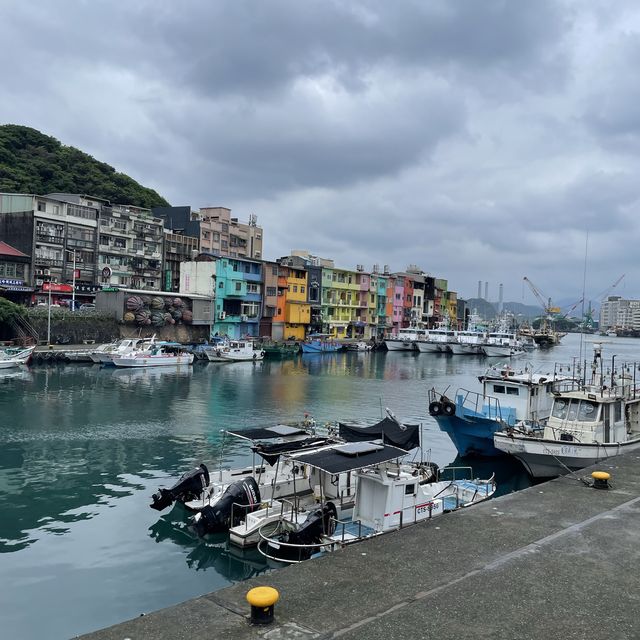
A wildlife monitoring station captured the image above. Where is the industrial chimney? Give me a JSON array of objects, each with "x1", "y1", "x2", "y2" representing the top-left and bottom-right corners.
[
  {"x1": 477, "y1": 280, "x2": 482, "y2": 299},
  {"x1": 498, "y1": 283, "x2": 504, "y2": 314},
  {"x1": 484, "y1": 282, "x2": 489, "y2": 300}
]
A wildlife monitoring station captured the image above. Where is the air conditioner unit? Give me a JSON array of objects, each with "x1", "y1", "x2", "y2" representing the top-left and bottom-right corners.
[
  {"x1": 43, "y1": 269, "x2": 51, "y2": 276},
  {"x1": 218, "y1": 311, "x2": 226, "y2": 320},
  {"x1": 241, "y1": 314, "x2": 249, "y2": 322},
  {"x1": 35, "y1": 278, "x2": 44, "y2": 286}
]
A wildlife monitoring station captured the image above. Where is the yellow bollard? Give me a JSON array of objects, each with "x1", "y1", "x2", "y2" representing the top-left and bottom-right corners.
[
  {"x1": 246, "y1": 586, "x2": 279, "y2": 625},
  {"x1": 591, "y1": 471, "x2": 611, "y2": 490}
]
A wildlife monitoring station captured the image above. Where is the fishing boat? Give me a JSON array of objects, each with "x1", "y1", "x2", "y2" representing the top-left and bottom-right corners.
[
  {"x1": 226, "y1": 416, "x2": 433, "y2": 549},
  {"x1": 494, "y1": 343, "x2": 640, "y2": 478},
  {"x1": 262, "y1": 342, "x2": 300, "y2": 358},
  {"x1": 428, "y1": 363, "x2": 572, "y2": 456},
  {"x1": 256, "y1": 442, "x2": 495, "y2": 563},
  {"x1": 112, "y1": 342, "x2": 194, "y2": 367},
  {"x1": 150, "y1": 417, "x2": 326, "y2": 512},
  {"x1": 0, "y1": 345, "x2": 35, "y2": 369},
  {"x1": 448, "y1": 330, "x2": 486, "y2": 355},
  {"x1": 301, "y1": 334, "x2": 342, "y2": 353},
  {"x1": 205, "y1": 340, "x2": 265, "y2": 362},
  {"x1": 91, "y1": 338, "x2": 150, "y2": 364},
  {"x1": 345, "y1": 341, "x2": 373, "y2": 352},
  {"x1": 385, "y1": 327, "x2": 427, "y2": 352}
]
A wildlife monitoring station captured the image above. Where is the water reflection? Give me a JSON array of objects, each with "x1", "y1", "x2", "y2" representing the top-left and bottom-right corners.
[{"x1": 148, "y1": 506, "x2": 270, "y2": 579}]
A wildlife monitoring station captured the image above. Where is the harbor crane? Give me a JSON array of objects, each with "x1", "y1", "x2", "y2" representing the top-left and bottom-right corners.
[{"x1": 522, "y1": 277, "x2": 561, "y2": 316}]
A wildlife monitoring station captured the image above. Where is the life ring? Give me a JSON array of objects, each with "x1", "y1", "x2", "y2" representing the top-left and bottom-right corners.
[
  {"x1": 428, "y1": 401, "x2": 443, "y2": 416},
  {"x1": 443, "y1": 402, "x2": 456, "y2": 417}
]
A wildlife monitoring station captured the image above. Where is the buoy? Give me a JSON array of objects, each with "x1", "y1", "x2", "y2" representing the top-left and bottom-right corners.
[
  {"x1": 246, "y1": 586, "x2": 279, "y2": 625},
  {"x1": 591, "y1": 471, "x2": 611, "y2": 490}
]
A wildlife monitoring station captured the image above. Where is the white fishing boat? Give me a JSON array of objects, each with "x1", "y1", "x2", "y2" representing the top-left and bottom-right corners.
[
  {"x1": 91, "y1": 338, "x2": 150, "y2": 364},
  {"x1": 494, "y1": 343, "x2": 640, "y2": 478},
  {"x1": 112, "y1": 342, "x2": 193, "y2": 367},
  {"x1": 0, "y1": 345, "x2": 35, "y2": 369},
  {"x1": 449, "y1": 330, "x2": 486, "y2": 355},
  {"x1": 385, "y1": 327, "x2": 427, "y2": 352},
  {"x1": 205, "y1": 340, "x2": 265, "y2": 362},
  {"x1": 416, "y1": 321, "x2": 456, "y2": 353},
  {"x1": 345, "y1": 341, "x2": 373, "y2": 352},
  {"x1": 256, "y1": 442, "x2": 495, "y2": 563}
]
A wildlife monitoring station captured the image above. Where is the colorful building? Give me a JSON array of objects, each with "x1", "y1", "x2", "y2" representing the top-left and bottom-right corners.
[{"x1": 211, "y1": 256, "x2": 262, "y2": 339}]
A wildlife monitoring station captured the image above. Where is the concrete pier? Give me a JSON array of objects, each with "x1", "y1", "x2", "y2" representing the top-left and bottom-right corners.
[{"x1": 79, "y1": 454, "x2": 640, "y2": 639}]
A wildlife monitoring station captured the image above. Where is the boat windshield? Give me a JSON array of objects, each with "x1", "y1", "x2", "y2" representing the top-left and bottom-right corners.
[{"x1": 552, "y1": 398, "x2": 599, "y2": 422}]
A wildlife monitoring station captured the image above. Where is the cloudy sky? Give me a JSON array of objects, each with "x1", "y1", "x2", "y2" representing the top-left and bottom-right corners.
[{"x1": 1, "y1": 0, "x2": 638, "y2": 307}]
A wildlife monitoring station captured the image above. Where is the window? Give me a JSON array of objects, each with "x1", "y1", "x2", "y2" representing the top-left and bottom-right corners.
[
  {"x1": 578, "y1": 401, "x2": 599, "y2": 422},
  {"x1": 309, "y1": 287, "x2": 319, "y2": 302},
  {"x1": 235, "y1": 282, "x2": 242, "y2": 291},
  {"x1": 506, "y1": 387, "x2": 519, "y2": 396},
  {"x1": 614, "y1": 402, "x2": 622, "y2": 422},
  {"x1": 219, "y1": 281, "x2": 224, "y2": 288},
  {"x1": 293, "y1": 285, "x2": 298, "y2": 293},
  {"x1": 272, "y1": 266, "x2": 278, "y2": 276},
  {"x1": 37, "y1": 201, "x2": 46, "y2": 212},
  {"x1": 222, "y1": 223, "x2": 229, "y2": 232},
  {"x1": 266, "y1": 286, "x2": 277, "y2": 297},
  {"x1": 203, "y1": 231, "x2": 210, "y2": 240},
  {"x1": 221, "y1": 240, "x2": 228, "y2": 249},
  {"x1": 552, "y1": 399, "x2": 569, "y2": 420},
  {"x1": 405, "y1": 484, "x2": 415, "y2": 495},
  {"x1": 493, "y1": 385, "x2": 505, "y2": 394},
  {"x1": 301, "y1": 286, "x2": 305, "y2": 294},
  {"x1": 277, "y1": 307, "x2": 281, "y2": 315},
  {"x1": 213, "y1": 232, "x2": 220, "y2": 241}
]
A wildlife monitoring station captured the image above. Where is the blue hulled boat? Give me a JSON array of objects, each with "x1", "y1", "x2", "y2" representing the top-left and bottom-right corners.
[
  {"x1": 301, "y1": 334, "x2": 342, "y2": 354},
  {"x1": 428, "y1": 364, "x2": 571, "y2": 457}
]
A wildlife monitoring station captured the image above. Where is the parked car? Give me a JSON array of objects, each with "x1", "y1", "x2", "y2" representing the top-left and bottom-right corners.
[{"x1": 79, "y1": 303, "x2": 96, "y2": 312}]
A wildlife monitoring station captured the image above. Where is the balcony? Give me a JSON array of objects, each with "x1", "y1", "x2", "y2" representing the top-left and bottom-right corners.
[
  {"x1": 35, "y1": 256, "x2": 63, "y2": 267},
  {"x1": 36, "y1": 234, "x2": 65, "y2": 244}
]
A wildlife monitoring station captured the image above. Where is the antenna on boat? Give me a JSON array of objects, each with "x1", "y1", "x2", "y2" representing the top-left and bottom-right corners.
[{"x1": 579, "y1": 231, "x2": 589, "y2": 365}]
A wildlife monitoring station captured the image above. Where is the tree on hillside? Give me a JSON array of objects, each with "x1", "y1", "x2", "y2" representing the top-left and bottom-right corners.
[{"x1": 0, "y1": 125, "x2": 170, "y2": 209}]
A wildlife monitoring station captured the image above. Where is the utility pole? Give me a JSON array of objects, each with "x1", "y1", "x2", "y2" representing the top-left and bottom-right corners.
[
  {"x1": 71, "y1": 249, "x2": 76, "y2": 311},
  {"x1": 47, "y1": 283, "x2": 52, "y2": 345}
]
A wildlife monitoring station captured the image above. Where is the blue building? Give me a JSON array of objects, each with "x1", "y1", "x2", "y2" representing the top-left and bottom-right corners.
[{"x1": 212, "y1": 256, "x2": 262, "y2": 338}]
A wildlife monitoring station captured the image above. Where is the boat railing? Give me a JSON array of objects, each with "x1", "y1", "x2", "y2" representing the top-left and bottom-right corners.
[
  {"x1": 256, "y1": 518, "x2": 352, "y2": 564},
  {"x1": 454, "y1": 388, "x2": 508, "y2": 425},
  {"x1": 437, "y1": 465, "x2": 474, "y2": 482}
]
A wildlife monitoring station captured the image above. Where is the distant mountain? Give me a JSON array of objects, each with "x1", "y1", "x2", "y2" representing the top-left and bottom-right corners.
[
  {"x1": 0, "y1": 124, "x2": 169, "y2": 209},
  {"x1": 465, "y1": 298, "x2": 542, "y2": 321}
]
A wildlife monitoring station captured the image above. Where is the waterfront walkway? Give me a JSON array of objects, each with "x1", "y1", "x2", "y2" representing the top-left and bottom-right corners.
[{"x1": 80, "y1": 454, "x2": 640, "y2": 639}]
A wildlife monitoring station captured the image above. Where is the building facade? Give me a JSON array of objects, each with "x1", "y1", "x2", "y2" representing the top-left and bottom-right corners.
[
  {"x1": 212, "y1": 256, "x2": 262, "y2": 338},
  {"x1": 600, "y1": 296, "x2": 640, "y2": 330}
]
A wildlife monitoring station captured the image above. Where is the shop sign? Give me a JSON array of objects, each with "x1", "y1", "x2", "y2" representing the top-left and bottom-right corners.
[
  {"x1": 0, "y1": 278, "x2": 24, "y2": 286},
  {"x1": 42, "y1": 283, "x2": 74, "y2": 293}
]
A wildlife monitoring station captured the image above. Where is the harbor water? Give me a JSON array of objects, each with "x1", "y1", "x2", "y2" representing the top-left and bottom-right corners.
[{"x1": 1, "y1": 333, "x2": 638, "y2": 639}]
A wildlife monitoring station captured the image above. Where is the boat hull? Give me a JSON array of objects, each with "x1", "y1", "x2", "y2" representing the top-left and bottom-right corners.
[
  {"x1": 415, "y1": 341, "x2": 441, "y2": 353},
  {"x1": 494, "y1": 433, "x2": 640, "y2": 478},
  {"x1": 384, "y1": 340, "x2": 414, "y2": 351},
  {"x1": 301, "y1": 343, "x2": 341, "y2": 353},
  {"x1": 113, "y1": 354, "x2": 194, "y2": 367},
  {"x1": 434, "y1": 414, "x2": 505, "y2": 456}
]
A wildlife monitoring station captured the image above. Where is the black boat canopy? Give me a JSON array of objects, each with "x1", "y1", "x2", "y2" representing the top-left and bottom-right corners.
[
  {"x1": 253, "y1": 436, "x2": 336, "y2": 466},
  {"x1": 289, "y1": 441, "x2": 407, "y2": 474},
  {"x1": 338, "y1": 417, "x2": 420, "y2": 451},
  {"x1": 225, "y1": 424, "x2": 309, "y2": 441}
]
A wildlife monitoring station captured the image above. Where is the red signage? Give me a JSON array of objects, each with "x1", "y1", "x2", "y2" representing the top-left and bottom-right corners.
[
  {"x1": 74, "y1": 269, "x2": 81, "y2": 279},
  {"x1": 42, "y1": 283, "x2": 74, "y2": 293}
]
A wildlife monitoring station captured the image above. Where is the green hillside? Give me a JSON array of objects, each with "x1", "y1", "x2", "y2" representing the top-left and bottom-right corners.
[{"x1": 0, "y1": 124, "x2": 169, "y2": 209}]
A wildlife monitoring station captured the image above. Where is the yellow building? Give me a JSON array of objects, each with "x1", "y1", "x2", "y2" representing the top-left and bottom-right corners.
[{"x1": 284, "y1": 267, "x2": 310, "y2": 339}]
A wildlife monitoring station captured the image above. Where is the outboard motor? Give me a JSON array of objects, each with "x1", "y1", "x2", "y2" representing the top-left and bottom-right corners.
[
  {"x1": 150, "y1": 463, "x2": 210, "y2": 511},
  {"x1": 286, "y1": 502, "x2": 337, "y2": 547},
  {"x1": 191, "y1": 477, "x2": 261, "y2": 536},
  {"x1": 269, "y1": 502, "x2": 338, "y2": 562}
]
